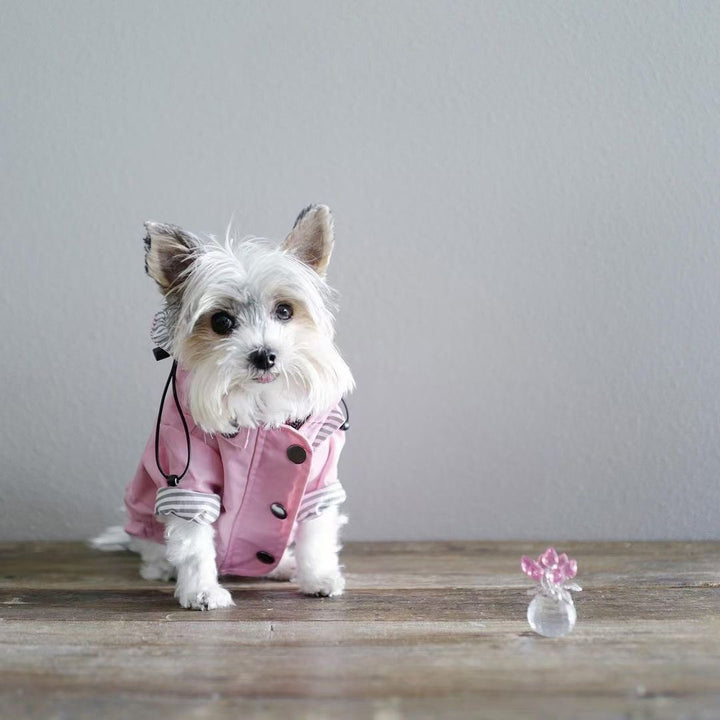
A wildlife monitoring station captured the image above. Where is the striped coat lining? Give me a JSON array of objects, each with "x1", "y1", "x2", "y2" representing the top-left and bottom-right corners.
[
  {"x1": 312, "y1": 406, "x2": 346, "y2": 447},
  {"x1": 151, "y1": 308, "x2": 173, "y2": 354}
]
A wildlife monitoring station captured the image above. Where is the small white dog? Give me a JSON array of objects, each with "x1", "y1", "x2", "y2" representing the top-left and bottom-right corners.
[{"x1": 95, "y1": 205, "x2": 354, "y2": 610}]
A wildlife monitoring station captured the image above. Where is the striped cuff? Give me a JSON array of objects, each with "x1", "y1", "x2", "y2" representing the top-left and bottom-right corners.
[
  {"x1": 296, "y1": 483, "x2": 347, "y2": 523},
  {"x1": 154, "y1": 487, "x2": 221, "y2": 525}
]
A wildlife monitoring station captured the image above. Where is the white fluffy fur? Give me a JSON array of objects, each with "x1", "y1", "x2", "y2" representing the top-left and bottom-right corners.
[
  {"x1": 178, "y1": 238, "x2": 353, "y2": 431},
  {"x1": 95, "y1": 206, "x2": 353, "y2": 610},
  {"x1": 294, "y1": 505, "x2": 347, "y2": 597},
  {"x1": 164, "y1": 518, "x2": 234, "y2": 610}
]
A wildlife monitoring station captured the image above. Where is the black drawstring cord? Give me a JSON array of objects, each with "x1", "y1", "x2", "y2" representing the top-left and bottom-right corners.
[
  {"x1": 154, "y1": 359, "x2": 191, "y2": 487},
  {"x1": 340, "y1": 398, "x2": 350, "y2": 431}
]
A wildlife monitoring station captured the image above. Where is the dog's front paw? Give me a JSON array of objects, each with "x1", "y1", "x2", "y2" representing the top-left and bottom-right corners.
[
  {"x1": 297, "y1": 569, "x2": 345, "y2": 598},
  {"x1": 175, "y1": 584, "x2": 235, "y2": 611}
]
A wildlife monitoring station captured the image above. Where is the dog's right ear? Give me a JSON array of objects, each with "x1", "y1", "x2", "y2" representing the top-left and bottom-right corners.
[{"x1": 143, "y1": 222, "x2": 199, "y2": 294}]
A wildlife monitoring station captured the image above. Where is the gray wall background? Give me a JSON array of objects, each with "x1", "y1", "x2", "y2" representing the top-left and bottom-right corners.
[{"x1": 2, "y1": 1, "x2": 719, "y2": 541}]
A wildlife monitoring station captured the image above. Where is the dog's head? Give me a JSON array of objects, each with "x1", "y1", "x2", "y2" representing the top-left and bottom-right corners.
[{"x1": 144, "y1": 205, "x2": 354, "y2": 432}]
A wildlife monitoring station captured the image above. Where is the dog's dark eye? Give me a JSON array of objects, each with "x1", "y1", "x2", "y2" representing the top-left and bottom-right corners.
[
  {"x1": 275, "y1": 303, "x2": 293, "y2": 322},
  {"x1": 210, "y1": 311, "x2": 235, "y2": 335}
]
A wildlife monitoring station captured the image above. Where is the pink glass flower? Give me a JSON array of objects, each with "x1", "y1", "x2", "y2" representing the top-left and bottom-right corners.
[
  {"x1": 522, "y1": 547, "x2": 581, "y2": 637},
  {"x1": 520, "y1": 555, "x2": 543, "y2": 580},
  {"x1": 521, "y1": 547, "x2": 577, "y2": 586}
]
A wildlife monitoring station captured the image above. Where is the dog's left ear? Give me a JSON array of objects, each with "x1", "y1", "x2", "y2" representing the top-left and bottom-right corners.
[{"x1": 281, "y1": 204, "x2": 334, "y2": 277}]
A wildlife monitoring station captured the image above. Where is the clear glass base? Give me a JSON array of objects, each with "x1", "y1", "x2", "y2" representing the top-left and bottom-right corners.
[{"x1": 527, "y1": 593, "x2": 576, "y2": 637}]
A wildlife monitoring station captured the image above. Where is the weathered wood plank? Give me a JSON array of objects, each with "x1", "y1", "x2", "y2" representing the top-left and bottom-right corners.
[
  {"x1": 0, "y1": 586, "x2": 718, "y2": 622},
  {"x1": 0, "y1": 541, "x2": 718, "y2": 719},
  {"x1": 1, "y1": 540, "x2": 718, "y2": 589}
]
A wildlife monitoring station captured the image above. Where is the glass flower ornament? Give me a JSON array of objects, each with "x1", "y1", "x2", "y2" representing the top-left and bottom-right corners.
[{"x1": 521, "y1": 547, "x2": 582, "y2": 637}]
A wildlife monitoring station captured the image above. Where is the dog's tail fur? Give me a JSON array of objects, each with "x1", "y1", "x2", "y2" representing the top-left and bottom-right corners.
[{"x1": 89, "y1": 525, "x2": 132, "y2": 552}]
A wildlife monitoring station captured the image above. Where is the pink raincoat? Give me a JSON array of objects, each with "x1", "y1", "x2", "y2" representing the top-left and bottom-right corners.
[{"x1": 124, "y1": 367, "x2": 347, "y2": 576}]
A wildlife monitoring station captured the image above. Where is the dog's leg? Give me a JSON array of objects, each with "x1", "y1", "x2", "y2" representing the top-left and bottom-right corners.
[
  {"x1": 294, "y1": 505, "x2": 346, "y2": 597},
  {"x1": 164, "y1": 517, "x2": 235, "y2": 610},
  {"x1": 264, "y1": 545, "x2": 296, "y2": 582},
  {"x1": 128, "y1": 537, "x2": 176, "y2": 581}
]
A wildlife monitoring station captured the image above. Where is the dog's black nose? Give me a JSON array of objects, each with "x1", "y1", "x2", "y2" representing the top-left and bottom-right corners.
[{"x1": 249, "y1": 348, "x2": 276, "y2": 370}]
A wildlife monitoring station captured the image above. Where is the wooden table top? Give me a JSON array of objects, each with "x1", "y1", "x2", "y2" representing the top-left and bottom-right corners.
[{"x1": 0, "y1": 540, "x2": 718, "y2": 719}]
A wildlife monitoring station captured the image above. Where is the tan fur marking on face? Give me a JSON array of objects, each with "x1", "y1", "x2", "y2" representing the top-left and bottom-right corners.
[
  {"x1": 179, "y1": 301, "x2": 321, "y2": 374},
  {"x1": 289, "y1": 311, "x2": 318, "y2": 337},
  {"x1": 274, "y1": 298, "x2": 313, "y2": 326},
  {"x1": 181, "y1": 318, "x2": 226, "y2": 370}
]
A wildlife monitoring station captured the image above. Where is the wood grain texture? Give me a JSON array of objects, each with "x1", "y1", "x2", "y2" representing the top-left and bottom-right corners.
[{"x1": 0, "y1": 541, "x2": 718, "y2": 719}]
